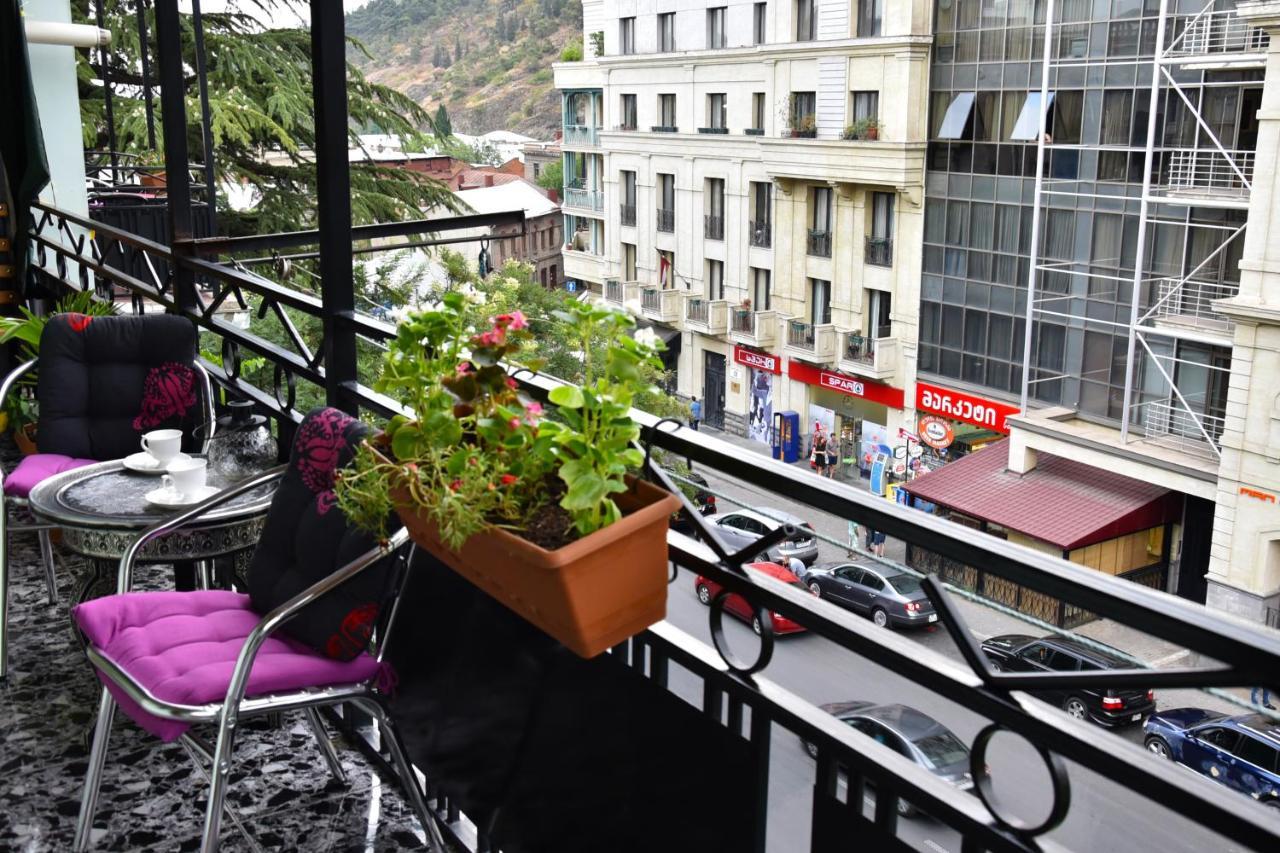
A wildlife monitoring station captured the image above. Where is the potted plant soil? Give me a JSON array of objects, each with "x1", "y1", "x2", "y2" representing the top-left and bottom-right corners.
[{"x1": 335, "y1": 295, "x2": 679, "y2": 658}]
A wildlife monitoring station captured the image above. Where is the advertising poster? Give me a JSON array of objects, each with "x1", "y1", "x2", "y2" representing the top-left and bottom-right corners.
[
  {"x1": 859, "y1": 420, "x2": 892, "y2": 473},
  {"x1": 748, "y1": 369, "x2": 773, "y2": 444},
  {"x1": 808, "y1": 404, "x2": 836, "y2": 441}
]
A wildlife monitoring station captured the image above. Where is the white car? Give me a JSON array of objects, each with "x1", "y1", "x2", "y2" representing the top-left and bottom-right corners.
[{"x1": 712, "y1": 507, "x2": 820, "y2": 565}]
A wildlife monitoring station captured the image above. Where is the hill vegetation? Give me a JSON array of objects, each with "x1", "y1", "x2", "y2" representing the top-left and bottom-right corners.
[{"x1": 346, "y1": 0, "x2": 581, "y2": 139}]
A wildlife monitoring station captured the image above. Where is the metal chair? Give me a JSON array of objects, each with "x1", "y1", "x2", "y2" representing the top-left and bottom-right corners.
[
  {"x1": 0, "y1": 312, "x2": 215, "y2": 679},
  {"x1": 71, "y1": 474, "x2": 446, "y2": 851}
]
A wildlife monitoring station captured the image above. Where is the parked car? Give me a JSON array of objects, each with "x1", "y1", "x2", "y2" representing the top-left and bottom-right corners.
[
  {"x1": 669, "y1": 471, "x2": 717, "y2": 535},
  {"x1": 980, "y1": 634, "x2": 1156, "y2": 726},
  {"x1": 1144, "y1": 709, "x2": 1280, "y2": 807},
  {"x1": 801, "y1": 562, "x2": 937, "y2": 629},
  {"x1": 710, "y1": 507, "x2": 819, "y2": 565},
  {"x1": 799, "y1": 701, "x2": 973, "y2": 817},
  {"x1": 694, "y1": 561, "x2": 809, "y2": 635}
]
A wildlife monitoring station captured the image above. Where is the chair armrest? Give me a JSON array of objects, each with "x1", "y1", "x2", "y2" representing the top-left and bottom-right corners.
[
  {"x1": 116, "y1": 464, "x2": 288, "y2": 594},
  {"x1": 218, "y1": 526, "x2": 412, "y2": 714}
]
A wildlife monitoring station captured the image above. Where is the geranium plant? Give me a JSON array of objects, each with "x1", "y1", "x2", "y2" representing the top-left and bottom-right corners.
[{"x1": 334, "y1": 293, "x2": 663, "y2": 551}]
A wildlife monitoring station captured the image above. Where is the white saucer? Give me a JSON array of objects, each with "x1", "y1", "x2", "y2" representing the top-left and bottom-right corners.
[
  {"x1": 145, "y1": 484, "x2": 220, "y2": 507},
  {"x1": 123, "y1": 451, "x2": 192, "y2": 474}
]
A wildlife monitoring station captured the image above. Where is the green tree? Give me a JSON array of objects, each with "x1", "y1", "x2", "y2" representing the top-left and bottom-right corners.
[
  {"x1": 74, "y1": 0, "x2": 455, "y2": 235},
  {"x1": 434, "y1": 104, "x2": 453, "y2": 138},
  {"x1": 535, "y1": 160, "x2": 563, "y2": 197}
]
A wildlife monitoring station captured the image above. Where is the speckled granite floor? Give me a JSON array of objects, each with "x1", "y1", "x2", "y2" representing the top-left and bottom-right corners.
[{"x1": 0, "y1": 526, "x2": 434, "y2": 852}]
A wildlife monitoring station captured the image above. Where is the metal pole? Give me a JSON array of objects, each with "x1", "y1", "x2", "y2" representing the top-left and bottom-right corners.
[
  {"x1": 1120, "y1": 0, "x2": 1170, "y2": 442},
  {"x1": 152, "y1": 0, "x2": 197, "y2": 312},
  {"x1": 191, "y1": 0, "x2": 218, "y2": 237},
  {"x1": 136, "y1": 0, "x2": 157, "y2": 151},
  {"x1": 1019, "y1": 0, "x2": 1056, "y2": 413},
  {"x1": 94, "y1": 0, "x2": 118, "y2": 175},
  {"x1": 310, "y1": 0, "x2": 358, "y2": 415}
]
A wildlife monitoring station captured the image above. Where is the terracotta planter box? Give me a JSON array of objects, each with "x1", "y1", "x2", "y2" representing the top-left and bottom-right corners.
[
  {"x1": 14, "y1": 423, "x2": 37, "y2": 456},
  {"x1": 395, "y1": 477, "x2": 680, "y2": 658}
]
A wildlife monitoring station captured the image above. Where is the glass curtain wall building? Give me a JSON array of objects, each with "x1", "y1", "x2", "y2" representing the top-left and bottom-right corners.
[{"x1": 919, "y1": 0, "x2": 1256, "y2": 436}]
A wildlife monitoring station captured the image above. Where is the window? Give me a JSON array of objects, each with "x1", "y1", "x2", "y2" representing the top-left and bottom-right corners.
[
  {"x1": 707, "y1": 93, "x2": 727, "y2": 130},
  {"x1": 533, "y1": 162, "x2": 541, "y2": 178},
  {"x1": 620, "y1": 94, "x2": 637, "y2": 130},
  {"x1": 751, "y1": 92, "x2": 766, "y2": 130},
  {"x1": 811, "y1": 186, "x2": 832, "y2": 232},
  {"x1": 751, "y1": 267, "x2": 771, "y2": 310},
  {"x1": 1198, "y1": 727, "x2": 1242, "y2": 752},
  {"x1": 705, "y1": 178, "x2": 725, "y2": 239},
  {"x1": 795, "y1": 0, "x2": 815, "y2": 41},
  {"x1": 753, "y1": 2, "x2": 767, "y2": 45},
  {"x1": 1020, "y1": 643, "x2": 1078, "y2": 671},
  {"x1": 619, "y1": 17, "x2": 635, "y2": 55},
  {"x1": 858, "y1": 571, "x2": 885, "y2": 591},
  {"x1": 868, "y1": 288, "x2": 891, "y2": 337},
  {"x1": 790, "y1": 91, "x2": 816, "y2": 127},
  {"x1": 857, "y1": 0, "x2": 882, "y2": 37},
  {"x1": 1232, "y1": 736, "x2": 1280, "y2": 772},
  {"x1": 850, "y1": 91, "x2": 879, "y2": 123},
  {"x1": 1010, "y1": 91, "x2": 1053, "y2": 141},
  {"x1": 659, "y1": 94, "x2": 677, "y2": 129},
  {"x1": 750, "y1": 181, "x2": 772, "y2": 229},
  {"x1": 658, "y1": 172, "x2": 675, "y2": 225},
  {"x1": 658, "y1": 12, "x2": 676, "y2": 52},
  {"x1": 707, "y1": 7, "x2": 727, "y2": 49},
  {"x1": 809, "y1": 278, "x2": 831, "y2": 325},
  {"x1": 622, "y1": 170, "x2": 636, "y2": 207},
  {"x1": 549, "y1": 264, "x2": 557, "y2": 284},
  {"x1": 706, "y1": 259, "x2": 724, "y2": 300},
  {"x1": 623, "y1": 242, "x2": 636, "y2": 280},
  {"x1": 871, "y1": 192, "x2": 894, "y2": 240},
  {"x1": 938, "y1": 92, "x2": 976, "y2": 139}
]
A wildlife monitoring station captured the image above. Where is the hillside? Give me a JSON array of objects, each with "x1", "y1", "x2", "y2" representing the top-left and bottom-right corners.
[{"x1": 346, "y1": 0, "x2": 581, "y2": 140}]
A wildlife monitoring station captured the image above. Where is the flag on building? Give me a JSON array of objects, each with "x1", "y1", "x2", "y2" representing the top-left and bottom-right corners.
[{"x1": 658, "y1": 252, "x2": 671, "y2": 289}]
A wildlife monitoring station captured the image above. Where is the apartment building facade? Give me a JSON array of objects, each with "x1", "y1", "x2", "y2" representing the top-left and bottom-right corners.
[{"x1": 555, "y1": 0, "x2": 932, "y2": 463}]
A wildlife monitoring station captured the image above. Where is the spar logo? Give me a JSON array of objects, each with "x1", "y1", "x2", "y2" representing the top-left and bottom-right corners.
[{"x1": 821, "y1": 373, "x2": 865, "y2": 397}]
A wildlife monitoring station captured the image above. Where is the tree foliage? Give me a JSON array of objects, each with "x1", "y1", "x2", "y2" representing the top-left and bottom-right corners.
[
  {"x1": 74, "y1": 0, "x2": 456, "y2": 235},
  {"x1": 535, "y1": 159, "x2": 563, "y2": 197}
]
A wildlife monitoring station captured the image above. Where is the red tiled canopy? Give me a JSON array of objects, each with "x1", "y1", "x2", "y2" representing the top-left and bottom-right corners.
[{"x1": 902, "y1": 440, "x2": 1180, "y2": 551}]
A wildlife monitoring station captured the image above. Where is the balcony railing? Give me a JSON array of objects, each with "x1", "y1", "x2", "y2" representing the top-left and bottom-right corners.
[
  {"x1": 806, "y1": 229, "x2": 831, "y2": 258},
  {"x1": 843, "y1": 329, "x2": 883, "y2": 364},
  {"x1": 656, "y1": 208, "x2": 675, "y2": 232},
  {"x1": 686, "y1": 297, "x2": 709, "y2": 324},
  {"x1": 839, "y1": 327, "x2": 898, "y2": 380},
  {"x1": 788, "y1": 320, "x2": 817, "y2": 350},
  {"x1": 865, "y1": 236, "x2": 893, "y2": 267},
  {"x1": 1151, "y1": 277, "x2": 1238, "y2": 329},
  {"x1": 564, "y1": 187, "x2": 604, "y2": 212},
  {"x1": 605, "y1": 279, "x2": 624, "y2": 304},
  {"x1": 620, "y1": 203, "x2": 636, "y2": 226},
  {"x1": 730, "y1": 308, "x2": 754, "y2": 334},
  {"x1": 730, "y1": 308, "x2": 778, "y2": 347},
  {"x1": 704, "y1": 214, "x2": 723, "y2": 240},
  {"x1": 562, "y1": 124, "x2": 600, "y2": 147},
  {"x1": 1166, "y1": 7, "x2": 1269, "y2": 58},
  {"x1": 1164, "y1": 149, "x2": 1254, "y2": 199},
  {"x1": 748, "y1": 219, "x2": 771, "y2": 248},
  {"x1": 1141, "y1": 399, "x2": 1226, "y2": 453}
]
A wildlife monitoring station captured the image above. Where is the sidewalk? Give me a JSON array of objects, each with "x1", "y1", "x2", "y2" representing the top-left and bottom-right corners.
[{"x1": 692, "y1": 424, "x2": 1255, "y2": 716}]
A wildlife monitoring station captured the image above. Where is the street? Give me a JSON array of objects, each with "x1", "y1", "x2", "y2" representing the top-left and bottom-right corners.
[{"x1": 657, "y1": 447, "x2": 1261, "y2": 852}]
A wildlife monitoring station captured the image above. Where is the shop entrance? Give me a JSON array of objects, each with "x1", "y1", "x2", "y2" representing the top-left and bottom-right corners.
[{"x1": 703, "y1": 352, "x2": 726, "y2": 429}]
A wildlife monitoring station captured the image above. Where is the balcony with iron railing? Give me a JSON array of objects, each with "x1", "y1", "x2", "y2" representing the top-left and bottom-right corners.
[
  {"x1": 748, "y1": 219, "x2": 772, "y2": 249},
  {"x1": 865, "y1": 236, "x2": 893, "y2": 267},
  {"x1": 729, "y1": 308, "x2": 779, "y2": 349},
  {"x1": 806, "y1": 229, "x2": 831, "y2": 258},
  {"x1": 619, "y1": 203, "x2": 636, "y2": 227},
  {"x1": 605, "y1": 278, "x2": 643, "y2": 307},
  {"x1": 1165, "y1": 6, "x2": 1270, "y2": 62},
  {"x1": 656, "y1": 208, "x2": 675, "y2": 233},
  {"x1": 640, "y1": 285, "x2": 682, "y2": 323},
  {"x1": 562, "y1": 124, "x2": 600, "y2": 148},
  {"x1": 837, "y1": 326, "x2": 898, "y2": 382},
  {"x1": 704, "y1": 214, "x2": 724, "y2": 241},
  {"x1": 1150, "y1": 277, "x2": 1238, "y2": 337},
  {"x1": 564, "y1": 184, "x2": 604, "y2": 212},
  {"x1": 1140, "y1": 398, "x2": 1226, "y2": 456},
  {"x1": 783, "y1": 319, "x2": 838, "y2": 363},
  {"x1": 684, "y1": 295, "x2": 729, "y2": 336},
  {"x1": 1160, "y1": 149, "x2": 1255, "y2": 204}
]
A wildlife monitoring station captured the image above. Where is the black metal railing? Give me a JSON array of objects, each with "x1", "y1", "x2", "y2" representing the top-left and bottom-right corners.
[
  {"x1": 686, "y1": 297, "x2": 709, "y2": 324},
  {"x1": 657, "y1": 208, "x2": 675, "y2": 232},
  {"x1": 641, "y1": 287, "x2": 662, "y2": 313},
  {"x1": 704, "y1": 214, "x2": 724, "y2": 240},
  {"x1": 865, "y1": 236, "x2": 893, "y2": 267},
  {"x1": 749, "y1": 220, "x2": 771, "y2": 248},
  {"x1": 731, "y1": 308, "x2": 754, "y2": 334},
  {"x1": 620, "y1": 203, "x2": 636, "y2": 226},
  {"x1": 807, "y1": 229, "x2": 832, "y2": 257},
  {"x1": 787, "y1": 320, "x2": 817, "y2": 350},
  {"x1": 843, "y1": 326, "x2": 890, "y2": 364}
]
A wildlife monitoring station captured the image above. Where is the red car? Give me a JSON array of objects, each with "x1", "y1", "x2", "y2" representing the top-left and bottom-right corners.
[{"x1": 694, "y1": 561, "x2": 809, "y2": 635}]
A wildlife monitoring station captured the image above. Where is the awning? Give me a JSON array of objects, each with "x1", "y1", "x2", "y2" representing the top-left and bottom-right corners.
[{"x1": 902, "y1": 439, "x2": 1180, "y2": 551}]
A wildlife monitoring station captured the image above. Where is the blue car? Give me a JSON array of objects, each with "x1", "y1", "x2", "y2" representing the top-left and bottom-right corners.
[{"x1": 1144, "y1": 708, "x2": 1280, "y2": 808}]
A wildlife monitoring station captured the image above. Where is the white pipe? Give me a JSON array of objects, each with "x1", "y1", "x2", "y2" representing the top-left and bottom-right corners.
[{"x1": 24, "y1": 21, "x2": 111, "y2": 48}]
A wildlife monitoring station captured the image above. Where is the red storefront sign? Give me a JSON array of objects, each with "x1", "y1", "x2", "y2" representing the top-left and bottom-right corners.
[
  {"x1": 733, "y1": 345, "x2": 781, "y2": 374},
  {"x1": 788, "y1": 360, "x2": 905, "y2": 409},
  {"x1": 915, "y1": 381, "x2": 1020, "y2": 433}
]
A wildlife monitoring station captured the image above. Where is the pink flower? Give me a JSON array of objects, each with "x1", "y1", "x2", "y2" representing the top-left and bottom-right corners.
[
  {"x1": 508, "y1": 417, "x2": 522, "y2": 431},
  {"x1": 449, "y1": 479, "x2": 462, "y2": 492},
  {"x1": 456, "y1": 362, "x2": 473, "y2": 375},
  {"x1": 524, "y1": 401, "x2": 543, "y2": 417},
  {"x1": 505, "y1": 311, "x2": 528, "y2": 330},
  {"x1": 505, "y1": 377, "x2": 518, "y2": 389}
]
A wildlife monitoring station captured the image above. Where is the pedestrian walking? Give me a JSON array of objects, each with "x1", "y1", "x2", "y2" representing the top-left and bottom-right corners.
[
  {"x1": 811, "y1": 424, "x2": 827, "y2": 473},
  {"x1": 866, "y1": 528, "x2": 886, "y2": 557},
  {"x1": 1252, "y1": 686, "x2": 1276, "y2": 710},
  {"x1": 689, "y1": 396, "x2": 701, "y2": 431},
  {"x1": 847, "y1": 519, "x2": 860, "y2": 557}
]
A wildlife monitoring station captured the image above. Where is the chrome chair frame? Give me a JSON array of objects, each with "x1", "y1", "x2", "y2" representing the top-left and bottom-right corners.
[
  {"x1": 0, "y1": 356, "x2": 216, "y2": 680},
  {"x1": 73, "y1": 467, "x2": 446, "y2": 852}
]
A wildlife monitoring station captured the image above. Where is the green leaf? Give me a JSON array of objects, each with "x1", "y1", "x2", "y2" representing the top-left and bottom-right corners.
[
  {"x1": 548, "y1": 385, "x2": 584, "y2": 409},
  {"x1": 561, "y1": 472, "x2": 607, "y2": 511},
  {"x1": 390, "y1": 424, "x2": 423, "y2": 461}
]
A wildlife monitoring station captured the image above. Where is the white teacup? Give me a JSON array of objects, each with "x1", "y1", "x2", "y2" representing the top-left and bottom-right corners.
[
  {"x1": 141, "y1": 429, "x2": 183, "y2": 466},
  {"x1": 163, "y1": 456, "x2": 208, "y2": 498}
]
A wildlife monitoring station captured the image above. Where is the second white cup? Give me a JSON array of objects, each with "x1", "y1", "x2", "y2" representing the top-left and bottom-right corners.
[
  {"x1": 164, "y1": 456, "x2": 208, "y2": 498},
  {"x1": 141, "y1": 429, "x2": 183, "y2": 465}
]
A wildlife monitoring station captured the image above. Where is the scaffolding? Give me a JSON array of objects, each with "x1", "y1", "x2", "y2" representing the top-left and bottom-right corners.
[{"x1": 1020, "y1": 0, "x2": 1267, "y2": 459}]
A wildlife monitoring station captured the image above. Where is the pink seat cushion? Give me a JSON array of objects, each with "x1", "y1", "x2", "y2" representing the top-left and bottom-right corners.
[
  {"x1": 72, "y1": 590, "x2": 392, "y2": 742},
  {"x1": 5, "y1": 453, "x2": 97, "y2": 498}
]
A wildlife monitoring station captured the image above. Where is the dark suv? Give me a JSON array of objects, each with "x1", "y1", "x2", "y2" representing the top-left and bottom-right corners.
[{"x1": 980, "y1": 634, "x2": 1156, "y2": 727}]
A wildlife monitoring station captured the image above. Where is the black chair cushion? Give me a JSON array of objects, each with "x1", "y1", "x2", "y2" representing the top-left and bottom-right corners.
[
  {"x1": 247, "y1": 407, "x2": 399, "y2": 661},
  {"x1": 36, "y1": 313, "x2": 201, "y2": 460}
]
